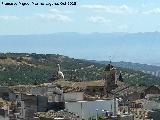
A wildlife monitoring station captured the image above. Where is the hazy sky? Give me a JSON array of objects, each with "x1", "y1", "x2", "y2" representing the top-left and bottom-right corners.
[{"x1": 1, "y1": 0, "x2": 160, "y2": 35}]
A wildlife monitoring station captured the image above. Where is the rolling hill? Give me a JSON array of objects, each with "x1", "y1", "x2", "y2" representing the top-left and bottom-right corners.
[{"x1": 0, "y1": 53, "x2": 159, "y2": 86}]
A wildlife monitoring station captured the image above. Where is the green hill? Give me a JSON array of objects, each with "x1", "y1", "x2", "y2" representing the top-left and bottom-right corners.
[
  {"x1": 0, "y1": 53, "x2": 159, "y2": 86},
  {"x1": 90, "y1": 60, "x2": 160, "y2": 77}
]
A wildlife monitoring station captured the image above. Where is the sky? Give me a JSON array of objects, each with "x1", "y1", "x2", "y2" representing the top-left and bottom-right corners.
[{"x1": 1, "y1": 0, "x2": 160, "y2": 34}]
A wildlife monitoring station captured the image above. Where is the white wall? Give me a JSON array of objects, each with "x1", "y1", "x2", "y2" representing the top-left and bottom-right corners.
[{"x1": 65, "y1": 99, "x2": 118, "y2": 120}]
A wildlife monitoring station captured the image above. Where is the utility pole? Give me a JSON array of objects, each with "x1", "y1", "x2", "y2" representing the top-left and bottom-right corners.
[
  {"x1": 80, "y1": 102, "x2": 82, "y2": 120},
  {"x1": 113, "y1": 94, "x2": 117, "y2": 117},
  {"x1": 96, "y1": 109, "x2": 98, "y2": 120}
]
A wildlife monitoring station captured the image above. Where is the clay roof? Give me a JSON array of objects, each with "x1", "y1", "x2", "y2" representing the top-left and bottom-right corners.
[{"x1": 53, "y1": 80, "x2": 105, "y2": 93}]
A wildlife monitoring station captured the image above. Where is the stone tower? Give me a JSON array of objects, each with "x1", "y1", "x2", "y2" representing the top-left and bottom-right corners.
[{"x1": 103, "y1": 63, "x2": 117, "y2": 95}]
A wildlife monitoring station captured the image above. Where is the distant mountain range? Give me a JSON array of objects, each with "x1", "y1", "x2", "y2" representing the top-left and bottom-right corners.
[{"x1": 0, "y1": 32, "x2": 160, "y2": 64}]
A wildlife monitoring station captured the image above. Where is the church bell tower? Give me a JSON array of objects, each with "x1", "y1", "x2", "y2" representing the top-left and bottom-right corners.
[{"x1": 103, "y1": 63, "x2": 117, "y2": 95}]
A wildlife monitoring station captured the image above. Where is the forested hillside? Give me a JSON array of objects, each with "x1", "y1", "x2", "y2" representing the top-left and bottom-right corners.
[{"x1": 0, "y1": 53, "x2": 159, "y2": 86}]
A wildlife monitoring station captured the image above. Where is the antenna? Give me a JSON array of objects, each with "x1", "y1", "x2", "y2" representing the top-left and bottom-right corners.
[{"x1": 109, "y1": 56, "x2": 112, "y2": 64}]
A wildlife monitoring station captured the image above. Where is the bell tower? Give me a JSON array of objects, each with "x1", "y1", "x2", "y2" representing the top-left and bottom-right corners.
[{"x1": 103, "y1": 63, "x2": 117, "y2": 95}]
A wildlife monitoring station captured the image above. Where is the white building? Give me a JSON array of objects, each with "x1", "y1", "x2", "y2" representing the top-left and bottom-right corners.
[{"x1": 65, "y1": 99, "x2": 118, "y2": 120}]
